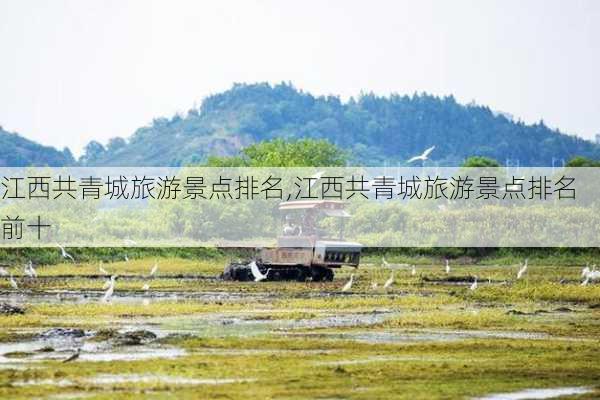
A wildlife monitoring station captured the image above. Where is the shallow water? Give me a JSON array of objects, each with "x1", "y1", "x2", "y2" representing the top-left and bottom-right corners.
[
  {"x1": 13, "y1": 374, "x2": 255, "y2": 387},
  {"x1": 147, "y1": 310, "x2": 396, "y2": 338},
  {"x1": 283, "y1": 328, "x2": 552, "y2": 343},
  {"x1": 474, "y1": 386, "x2": 594, "y2": 400},
  {"x1": 0, "y1": 332, "x2": 185, "y2": 364}
]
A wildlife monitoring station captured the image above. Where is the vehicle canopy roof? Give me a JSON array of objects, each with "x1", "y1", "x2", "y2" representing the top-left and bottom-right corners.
[{"x1": 278, "y1": 200, "x2": 351, "y2": 217}]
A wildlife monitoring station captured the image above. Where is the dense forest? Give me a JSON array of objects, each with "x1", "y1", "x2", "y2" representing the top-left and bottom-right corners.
[
  {"x1": 81, "y1": 82, "x2": 600, "y2": 167},
  {"x1": 0, "y1": 126, "x2": 74, "y2": 167},
  {"x1": 2, "y1": 82, "x2": 599, "y2": 167}
]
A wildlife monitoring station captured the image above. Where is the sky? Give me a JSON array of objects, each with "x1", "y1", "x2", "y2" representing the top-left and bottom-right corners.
[{"x1": 0, "y1": 0, "x2": 599, "y2": 156}]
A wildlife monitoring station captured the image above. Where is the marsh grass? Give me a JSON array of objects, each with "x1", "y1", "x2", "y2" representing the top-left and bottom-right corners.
[{"x1": 0, "y1": 256, "x2": 599, "y2": 399}]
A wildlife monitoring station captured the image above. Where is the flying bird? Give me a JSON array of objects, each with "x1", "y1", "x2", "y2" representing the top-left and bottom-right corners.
[
  {"x1": 383, "y1": 271, "x2": 394, "y2": 289},
  {"x1": 469, "y1": 276, "x2": 478, "y2": 291},
  {"x1": 341, "y1": 274, "x2": 354, "y2": 292},
  {"x1": 309, "y1": 171, "x2": 325, "y2": 188},
  {"x1": 407, "y1": 146, "x2": 435, "y2": 163},
  {"x1": 57, "y1": 244, "x2": 75, "y2": 262},
  {"x1": 581, "y1": 265, "x2": 599, "y2": 286},
  {"x1": 445, "y1": 259, "x2": 451, "y2": 274},
  {"x1": 249, "y1": 261, "x2": 271, "y2": 282},
  {"x1": 516, "y1": 259, "x2": 528, "y2": 280}
]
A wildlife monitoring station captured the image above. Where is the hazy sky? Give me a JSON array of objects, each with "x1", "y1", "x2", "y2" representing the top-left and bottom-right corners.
[{"x1": 1, "y1": 0, "x2": 599, "y2": 156}]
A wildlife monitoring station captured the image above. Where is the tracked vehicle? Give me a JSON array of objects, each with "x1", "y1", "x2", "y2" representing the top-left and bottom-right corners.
[{"x1": 222, "y1": 200, "x2": 361, "y2": 281}]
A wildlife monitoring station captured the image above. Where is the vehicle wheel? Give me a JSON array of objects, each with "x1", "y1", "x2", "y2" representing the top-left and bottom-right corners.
[{"x1": 296, "y1": 267, "x2": 309, "y2": 282}]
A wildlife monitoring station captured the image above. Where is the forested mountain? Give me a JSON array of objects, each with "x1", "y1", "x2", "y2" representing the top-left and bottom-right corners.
[
  {"x1": 0, "y1": 127, "x2": 74, "y2": 167},
  {"x1": 80, "y1": 82, "x2": 600, "y2": 166},
  {"x1": 4, "y1": 83, "x2": 599, "y2": 167}
]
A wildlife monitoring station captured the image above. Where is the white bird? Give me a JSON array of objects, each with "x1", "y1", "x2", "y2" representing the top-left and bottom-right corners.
[
  {"x1": 149, "y1": 261, "x2": 158, "y2": 277},
  {"x1": 101, "y1": 278, "x2": 111, "y2": 289},
  {"x1": 124, "y1": 254, "x2": 129, "y2": 263},
  {"x1": 411, "y1": 265, "x2": 416, "y2": 276},
  {"x1": 382, "y1": 256, "x2": 390, "y2": 268},
  {"x1": 57, "y1": 244, "x2": 75, "y2": 262},
  {"x1": 581, "y1": 264, "x2": 590, "y2": 278},
  {"x1": 371, "y1": 281, "x2": 378, "y2": 290},
  {"x1": 99, "y1": 263, "x2": 108, "y2": 275},
  {"x1": 383, "y1": 271, "x2": 394, "y2": 289},
  {"x1": 101, "y1": 275, "x2": 117, "y2": 302},
  {"x1": 445, "y1": 259, "x2": 451, "y2": 274},
  {"x1": 0, "y1": 266, "x2": 8, "y2": 276},
  {"x1": 249, "y1": 261, "x2": 271, "y2": 282},
  {"x1": 142, "y1": 283, "x2": 150, "y2": 291},
  {"x1": 309, "y1": 171, "x2": 325, "y2": 188},
  {"x1": 469, "y1": 276, "x2": 478, "y2": 291},
  {"x1": 24, "y1": 260, "x2": 37, "y2": 278},
  {"x1": 341, "y1": 274, "x2": 354, "y2": 292},
  {"x1": 407, "y1": 146, "x2": 435, "y2": 163},
  {"x1": 8, "y1": 275, "x2": 18, "y2": 290},
  {"x1": 516, "y1": 259, "x2": 528, "y2": 280},
  {"x1": 581, "y1": 265, "x2": 600, "y2": 285}
]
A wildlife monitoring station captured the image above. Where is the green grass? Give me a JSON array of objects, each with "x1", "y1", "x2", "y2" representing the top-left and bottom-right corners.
[{"x1": 0, "y1": 256, "x2": 599, "y2": 399}]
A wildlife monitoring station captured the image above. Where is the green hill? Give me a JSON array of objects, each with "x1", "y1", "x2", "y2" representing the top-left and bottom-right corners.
[
  {"x1": 0, "y1": 127, "x2": 74, "y2": 167},
  {"x1": 80, "y1": 82, "x2": 600, "y2": 167}
]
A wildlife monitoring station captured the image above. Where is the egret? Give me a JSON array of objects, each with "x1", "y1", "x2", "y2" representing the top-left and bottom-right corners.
[
  {"x1": 371, "y1": 281, "x2": 378, "y2": 290},
  {"x1": 101, "y1": 278, "x2": 112, "y2": 289},
  {"x1": 382, "y1": 256, "x2": 390, "y2": 268},
  {"x1": 24, "y1": 260, "x2": 37, "y2": 278},
  {"x1": 407, "y1": 146, "x2": 435, "y2": 163},
  {"x1": 101, "y1": 275, "x2": 117, "y2": 302},
  {"x1": 581, "y1": 263, "x2": 591, "y2": 278},
  {"x1": 62, "y1": 348, "x2": 80, "y2": 363},
  {"x1": 341, "y1": 274, "x2": 354, "y2": 292},
  {"x1": 445, "y1": 259, "x2": 451, "y2": 274},
  {"x1": 0, "y1": 266, "x2": 8, "y2": 276},
  {"x1": 149, "y1": 261, "x2": 158, "y2": 277},
  {"x1": 411, "y1": 265, "x2": 416, "y2": 276},
  {"x1": 309, "y1": 171, "x2": 325, "y2": 188},
  {"x1": 581, "y1": 265, "x2": 600, "y2": 285},
  {"x1": 469, "y1": 276, "x2": 478, "y2": 291},
  {"x1": 99, "y1": 263, "x2": 108, "y2": 275},
  {"x1": 124, "y1": 254, "x2": 129, "y2": 263},
  {"x1": 142, "y1": 283, "x2": 150, "y2": 291},
  {"x1": 249, "y1": 261, "x2": 271, "y2": 282},
  {"x1": 8, "y1": 275, "x2": 18, "y2": 290},
  {"x1": 383, "y1": 271, "x2": 394, "y2": 289},
  {"x1": 57, "y1": 244, "x2": 75, "y2": 262},
  {"x1": 516, "y1": 259, "x2": 528, "y2": 280}
]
